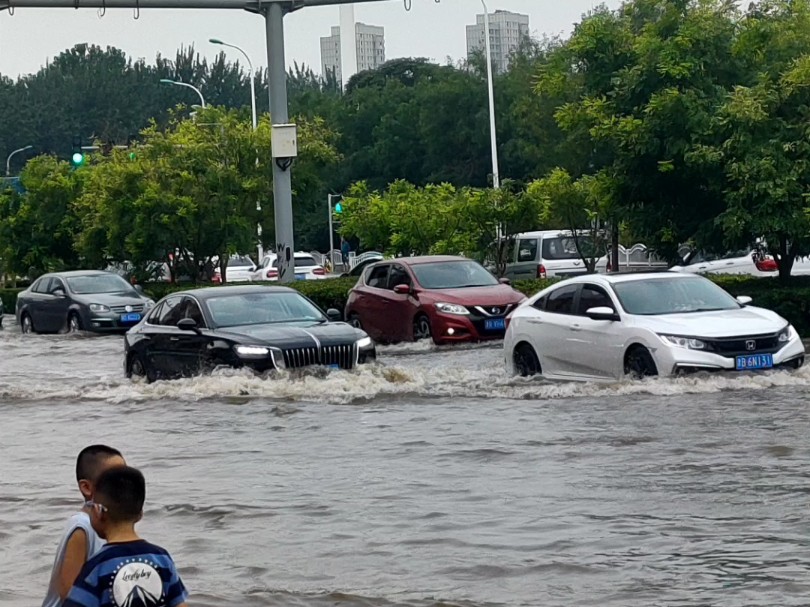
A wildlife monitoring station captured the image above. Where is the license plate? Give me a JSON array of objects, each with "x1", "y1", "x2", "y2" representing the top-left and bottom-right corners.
[
  {"x1": 484, "y1": 318, "x2": 506, "y2": 331},
  {"x1": 295, "y1": 273, "x2": 306, "y2": 280},
  {"x1": 735, "y1": 354, "x2": 773, "y2": 371},
  {"x1": 121, "y1": 313, "x2": 141, "y2": 322}
]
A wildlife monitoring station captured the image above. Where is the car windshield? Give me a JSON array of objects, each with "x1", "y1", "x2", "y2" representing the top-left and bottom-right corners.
[
  {"x1": 228, "y1": 257, "x2": 254, "y2": 267},
  {"x1": 411, "y1": 260, "x2": 498, "y2": 289},
  {"x1": 613, "y1": 276, "x2": 741, "y2": 315},
  {"x1": 66, "y1": 274, "x2": 136, "y2": 295},
  {"x1": 271, "y1": 256, "x2": 319, "y2": 268},
  {"x1": 206, "y1": 292, "x2": 325, "y2": 327}
]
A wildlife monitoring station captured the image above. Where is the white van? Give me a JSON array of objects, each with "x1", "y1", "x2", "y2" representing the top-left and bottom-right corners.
[{"x1": 503, "y1": 230, "x2": 595, "y2": 280}]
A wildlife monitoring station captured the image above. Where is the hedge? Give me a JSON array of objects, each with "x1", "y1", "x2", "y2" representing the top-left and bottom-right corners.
[{"x1": 3, "y1": 274, "x2": 810, "y2": 335}]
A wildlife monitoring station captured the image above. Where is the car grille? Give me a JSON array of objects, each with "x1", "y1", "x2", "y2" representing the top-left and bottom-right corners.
[
  {"x1": 282, "y1": 344, "x2": 356, "y2": 370},
  {"x1": 704, "y1": 332, "x2": 782, "y2": 359},
  {"x1": 468, "y1": 304, "x2": 515, "y2": 317},
  {"x1": 110, "y1": 304, "x2": 145, "y2": 313}
]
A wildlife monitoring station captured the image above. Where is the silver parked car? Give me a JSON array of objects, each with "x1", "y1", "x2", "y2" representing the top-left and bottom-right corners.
[{"x1": 15, "y1": 271, "x2": 155, "y2": 334}]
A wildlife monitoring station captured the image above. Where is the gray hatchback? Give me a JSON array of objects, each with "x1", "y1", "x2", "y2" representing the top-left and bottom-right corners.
[{"x1": 15, "y1": 271, "x2": 155, "y2": 334}]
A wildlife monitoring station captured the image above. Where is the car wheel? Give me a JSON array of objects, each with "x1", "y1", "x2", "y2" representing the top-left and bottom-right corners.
[
  {"x1": 67, "y1": 312, "x2": 82, "y2": 334},
  {"x1": 127, "y1": 354, "x2": 155, "y2": 384},
  {"x1": 624, "y1": 346, "x2": 658, "y2": 379},
  {"x1": 348, "y1": 313, "x2": 363, "y2": 330},
  {"x1": 413, "y1": 314, "x2": 432, "y2": 342},
  {"x1": 513, "y1": 343, "x2": 541, "y2": 377},
  {"x1": 20, "y1": 313, "x2": 35, "y2": 335}
]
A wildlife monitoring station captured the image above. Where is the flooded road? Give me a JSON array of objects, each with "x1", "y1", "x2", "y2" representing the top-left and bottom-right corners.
[{"x1": 2, "y1": 319, "x2": 810, "y2": 606}]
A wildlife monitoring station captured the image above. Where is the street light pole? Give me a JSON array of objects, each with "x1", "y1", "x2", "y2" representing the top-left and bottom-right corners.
[
  {"x1": 480, "y1": 0, "x2": 500, "y2": 193},
  {"x1": 209, "y1": 38, "x2": 262, "y2": 262},
  {"x1": 209, "y1": 38, "x2": 257, "y2": 130},
  {"x1": 160, "y1": 79, "x2": 207, "y2": 108},
  {"x1": 328, "y1": 194, "x2": 341, "y2": 271},
  {"x1": 6, "y1": 145, "x2": 33, "y2": 176}
]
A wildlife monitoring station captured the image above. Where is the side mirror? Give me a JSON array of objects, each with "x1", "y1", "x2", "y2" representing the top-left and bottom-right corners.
[
  {"x1": 177, "y1": 318, "x2": 198, "y2": 331},
  {"x1": 586, "y1": 306, "x2": 619, "y2": 321},
  {"x1": 326, "y1": 308, "x2": 342, "y2": 322},
  {"x1": 52, "y1": 287, "x2": 66, "y2": 297},
  {"x1": 499, "y1": 277, "x2": 511, "y2": 285},
  {"x1": 736, "y1": 295, "x2": 752, "y2": 306},
  {"x1": 393, "y1": 284, "x2": 411, "y2": 295}
]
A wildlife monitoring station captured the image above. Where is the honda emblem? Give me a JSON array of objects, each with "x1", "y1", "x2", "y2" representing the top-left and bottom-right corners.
[{"x1": 745, "y1": 340, "x2": 756, "y2": 351}]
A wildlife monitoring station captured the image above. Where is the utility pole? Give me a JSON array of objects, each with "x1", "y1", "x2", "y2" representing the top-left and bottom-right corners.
[{"x1": 0, "y1": 0, "x2": 438, "y2": 282}]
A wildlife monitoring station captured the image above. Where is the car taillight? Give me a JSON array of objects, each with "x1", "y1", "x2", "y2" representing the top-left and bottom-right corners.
[
  {"x1": 537, "y1": 264, "x2": 547, "y2": 279},
  {"x1": 756, "y1": 258, "x2": 778, "y2": 272},
  {"x1": 312, "y1": 267, "x2": 325, "y2": 276},
  {"x1": 266, "y1": 269, "x2": 279, "y2": 279}
]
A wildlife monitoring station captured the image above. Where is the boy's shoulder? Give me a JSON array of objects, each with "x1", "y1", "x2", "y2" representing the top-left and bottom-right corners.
[{"x1": 85, "y1": 540, "x2": 174, "y2": 569}]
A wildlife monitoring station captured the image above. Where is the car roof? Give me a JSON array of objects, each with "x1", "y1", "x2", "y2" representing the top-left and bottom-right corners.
[
  {"x1": 41, "y1": 270, "x2": 118, "y2": 278},
  {"x1": 511, "y1": 230, "x2": 580, "y2": 239},
  {"x1": 557, "y1": 271, "x2": 700, "y2": 287},
  {"x1": 373, "y1": 255, "x2": 470, "y2": 266},
  {"x1": 167, "y1": 285, "x2": 299, "y2": 300}
]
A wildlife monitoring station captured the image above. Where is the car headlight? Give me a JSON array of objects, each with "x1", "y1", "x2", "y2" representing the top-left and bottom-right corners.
[
  {"x1": 435, "y1": 303, "x2": 469, "y2": 315},
  {"x1": 659, "y1": 334, "x2": 707, "y2": 350},
  {"x1": 356, "y1": 336, "x2": 373, "y2": 349},
  {"x1": 89, "y1": 304, "x2": 110, "y2": 312},
  {"x1": 234, "y1": 345, "x2": 270, "y2": 358},
  {"x1": 778, "y1": 325, "x2": 794, "y2": 343}
]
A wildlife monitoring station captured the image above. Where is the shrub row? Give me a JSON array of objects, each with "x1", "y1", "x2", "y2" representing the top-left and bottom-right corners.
[{"x1": 2, "y1": 274, "x2": 809, "y2": 335}]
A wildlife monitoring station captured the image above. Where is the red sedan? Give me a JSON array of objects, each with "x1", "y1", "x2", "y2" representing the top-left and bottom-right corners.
[{"x1": 344, "y1": 256, "x2": 526, "y2": 345}]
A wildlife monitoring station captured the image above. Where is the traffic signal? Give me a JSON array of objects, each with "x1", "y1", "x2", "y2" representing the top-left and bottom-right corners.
[
  {"x1": 71, "y1": 137, "x2": 85, "y2": 167},
  {"x1": 335, "y1": 201, "x2": 343, "y2": 214}
]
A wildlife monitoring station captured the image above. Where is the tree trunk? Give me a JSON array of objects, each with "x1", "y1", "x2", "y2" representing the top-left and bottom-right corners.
[
  {"x1": 611, "y1": 223, "x2": 620, "y2": 273},
  {"x1": 776, "y1": 236, "x2": 795, "y2": 282}
]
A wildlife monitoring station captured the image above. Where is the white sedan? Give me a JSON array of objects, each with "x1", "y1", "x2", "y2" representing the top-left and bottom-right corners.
[
  {"x1": 670, "y1": 249, "x2": 778, "y2": 276},
  {"x1": 250, "y1": 252, "x2": 327, "y2": 281},
  {"x1": 504, "y1": 273, "x2": 805, "y2": 381}
]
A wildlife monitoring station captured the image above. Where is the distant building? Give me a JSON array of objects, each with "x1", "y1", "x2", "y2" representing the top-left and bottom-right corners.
[
  {"x1": 466, "y1": 10, "x2": 530, "y2": 74},
  {"x1": 320, "y1": 22, "x2": 386, "y2": 86}
]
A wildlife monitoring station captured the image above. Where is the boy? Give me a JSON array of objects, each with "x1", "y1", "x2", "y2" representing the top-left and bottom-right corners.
[
  {"x1": 63, "y1": 466, "x2": 189, "y2": 607},
  {"x1": 42, "y1": 445, "x2": 126, "y2": 607}
]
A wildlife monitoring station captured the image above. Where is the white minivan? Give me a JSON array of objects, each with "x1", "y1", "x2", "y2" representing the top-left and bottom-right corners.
[{"x1": 503, "y1": 230, "x2": 595, "y2": 280}]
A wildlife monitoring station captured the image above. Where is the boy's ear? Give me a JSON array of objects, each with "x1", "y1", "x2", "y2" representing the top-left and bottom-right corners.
[{"x1": 78, "y1": 479, "x2": 92, "y2": 500}]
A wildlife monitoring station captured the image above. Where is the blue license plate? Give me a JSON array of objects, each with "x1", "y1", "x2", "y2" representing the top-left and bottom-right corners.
[
  {"x1": 484, "y1": 318, "x2": 506, "y2": 331},
  {"x1": 120, "y1": 313, "x2": 141, "y2": 322},
  {"x1": 295, "y1": 273, "x2": 306, "y2": 281},
  {"x1": 735, "y1": 354, "x2": 773, "y2": 371}
]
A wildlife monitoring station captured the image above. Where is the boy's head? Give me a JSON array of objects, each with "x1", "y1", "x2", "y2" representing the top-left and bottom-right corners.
[
  {"x1": 76, "y1": 445, "x2": 125, "y2": 500},
  {"x1": 89, "y1": 466, "x2": 145, "y2": 538}
]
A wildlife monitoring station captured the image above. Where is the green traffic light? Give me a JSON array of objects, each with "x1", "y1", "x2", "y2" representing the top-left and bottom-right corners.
[
  {"x1": 71, "y1": 152, "x2": 85, "y2": 166},
  {"x1": 335, "y1": 202, "x2": 343, "y2": 214},
  {"x1": 129, "y1": 152, "x2": 137, "y2": 161}
]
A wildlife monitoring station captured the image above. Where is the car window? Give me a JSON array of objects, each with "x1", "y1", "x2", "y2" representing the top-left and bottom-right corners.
[
  {"x1": 545, "y1": 284, "x2": 578, "y2": 315},
  {"x1": 183, "y1": 298, "x2": 206, "y2": 328},
  {"x1": 388, "y1": 265, "x2": 411, "y2": 289},
  {"x1": 32, "y1": 278, "x2": 52, "y2": 294},
  {"x1": 532, "y1": 294, "x2": 548, "y2": 311},
  {"x1": 49, "y1": 278, "x2": 66, "y2": 293},
  {"x1": 367, "y1": 264, "x2": 390, "y2": 288},
  {"x1": 517, "y1": 239, "x2": 538, "y2": 263},
  {"x1": 576, "y1": 285, "x2": 615, "y2": 315},
  {"x1": 146, "y1": 302, "x2": 164, "y2": 325},
  {"x1": 157, "y1": 296, "x2": 184, "y2": 326},
  {"x1": 228, "y1": 257, "x2": 254, "y2": 268},
  {"x1": 542, "y1": 237, "x2": 587, "y2": 261}
]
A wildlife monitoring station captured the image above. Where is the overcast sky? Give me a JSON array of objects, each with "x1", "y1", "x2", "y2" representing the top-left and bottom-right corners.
[{"x1": 0, "y1": 0, "x2": 619, "y2": 78}]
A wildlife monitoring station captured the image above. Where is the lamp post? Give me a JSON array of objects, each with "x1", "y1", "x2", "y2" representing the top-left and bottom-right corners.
[
  {"x1": 160, "y1": 79, "x2": 207, "y2": 108},
  {"x1": 6, "y1": 145, "x2": 33, "y2": 176},
  {"x1": 480, "y1": 0, "x2": 500, "y2": 193},
  {"x1": 209, "y1": 39, "x2": 257, "y2": 130},
  {"x1": 209, "y1": 38, "x2": 263, "y2": 262},
  {"x1": 328, "y1": 194, "x2": 341, "y2": 271}
]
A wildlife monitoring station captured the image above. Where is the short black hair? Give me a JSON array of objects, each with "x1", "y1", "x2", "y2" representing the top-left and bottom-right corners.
[
  {"x1": 94, "y1": 466, "x2": 146, "y2": 523},
  {"x1": 76, "y1": 445, "x2": 123, "y2": 483}
]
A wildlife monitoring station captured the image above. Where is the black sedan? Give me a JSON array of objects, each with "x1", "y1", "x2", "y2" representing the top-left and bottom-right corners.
[
  {"x1": 124, "y1": 285, "x2": 377, "y2": 381},
  {"x1": 15, "y1": 271, "x2": 155, "y2": 334}
]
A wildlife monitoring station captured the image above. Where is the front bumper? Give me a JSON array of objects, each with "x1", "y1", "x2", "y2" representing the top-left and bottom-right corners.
[
  {"x1": 84, "y1": 311, "x2": 146, "y2": 333},
  {"x1": 431, "y1": 312, "x2": 508, "y2": 344},
  {"x1": 655, "y1": 336, "x2": 805, "y2": 376}
]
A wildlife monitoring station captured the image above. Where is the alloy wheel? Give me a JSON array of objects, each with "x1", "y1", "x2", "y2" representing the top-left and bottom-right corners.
[
  {"x1": 21, "y1": 315, "x2": 33, "y2": 335},
  {"x1": 413, "y1": 315, "x2": 432, "y2": 341},
  {"x1": 68, "y1": 314, "x2": 81, "y2": 333},
  {"x1": 624, "y1": 347, "x2": 658, "y2": 379},
  {"x1": 514, "y1": 344, "x2": 541, "y2": 377},
  {"x1": 349, "y1": 314, "x2": 362, "y2": 330}
]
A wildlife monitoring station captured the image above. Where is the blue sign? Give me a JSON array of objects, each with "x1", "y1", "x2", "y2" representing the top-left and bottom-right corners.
[{"x1": 1, "y1": 177, "x2": 24, "y2": 194}]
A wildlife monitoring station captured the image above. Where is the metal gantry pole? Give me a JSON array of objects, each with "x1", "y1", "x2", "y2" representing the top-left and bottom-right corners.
[
  {"x1": 6, "y1": 145, "x2": 33, "y2": 176},
  {"x1": 327, "y1": 194, "x2": 335, "y2": 271},
  {"x1": 265, "y1": 2, "x2": 295, "y2": 284},
  {"x1": 481, "y1": 0, "x2": 500, "y2": 192}
]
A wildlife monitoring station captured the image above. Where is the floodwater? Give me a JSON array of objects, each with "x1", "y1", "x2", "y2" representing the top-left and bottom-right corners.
[{"x1": 2, "y1": 318, "x2": 810, "y2": 606}]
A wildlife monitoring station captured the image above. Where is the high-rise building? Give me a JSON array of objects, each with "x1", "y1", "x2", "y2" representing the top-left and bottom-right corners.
[
  {"x1": 466, "y1": 10, "x2": 530, "y2": 74},
  {"x1": 320, "y1": 22, "x2": 386, "y2": 86}
]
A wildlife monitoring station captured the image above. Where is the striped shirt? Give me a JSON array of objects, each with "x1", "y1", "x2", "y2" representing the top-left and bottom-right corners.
[{"x1": 63, "y1": 539, "x2": 187, "y2": 607}]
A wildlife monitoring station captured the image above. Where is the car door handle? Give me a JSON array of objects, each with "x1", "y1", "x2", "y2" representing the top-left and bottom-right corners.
[
  {"x1": 528, "y1": 318, "x2": 544, "y2": 324},
  {"x1": 570, "y1": 324, "x2": 582, "y2": 332}
]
